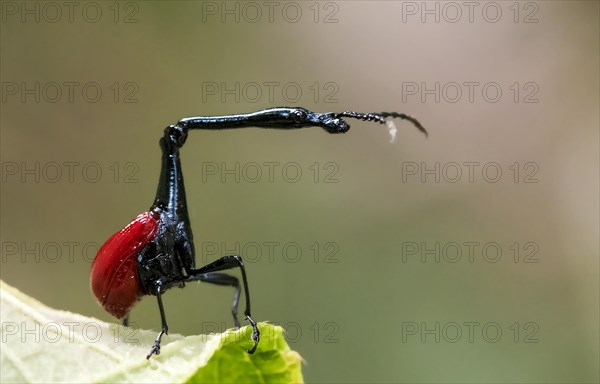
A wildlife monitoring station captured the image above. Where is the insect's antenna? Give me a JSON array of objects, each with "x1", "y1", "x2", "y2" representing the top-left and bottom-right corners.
[
  {"x1": 379, "y1": 112, "x2": 428, "y2": 137},
  {"x1": 336, "y1": 111, "x2": 387, "y2": 124},
  {"x1": 336, "y1": 111, "x2": 428, "y2": 137}
]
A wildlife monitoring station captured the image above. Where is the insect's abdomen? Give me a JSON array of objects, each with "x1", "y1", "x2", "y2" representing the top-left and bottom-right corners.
[{"x1": 91, "y1": 211, "x2": 159, "y2": 318}]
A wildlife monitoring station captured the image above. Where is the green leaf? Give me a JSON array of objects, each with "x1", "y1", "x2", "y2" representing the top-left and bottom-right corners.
[{"x1": 0, "y1": 280, "x2": 304, "y2": 383}]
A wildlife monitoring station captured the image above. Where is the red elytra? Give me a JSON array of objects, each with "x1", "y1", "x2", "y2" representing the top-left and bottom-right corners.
[{"x1": 90, "y1": 211, "x2": 159, "y2": 318}]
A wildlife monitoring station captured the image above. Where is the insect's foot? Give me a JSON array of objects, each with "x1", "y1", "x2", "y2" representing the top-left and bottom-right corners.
[
  {"x1": 245, "y1": 315, "x2": 260, "y2": 354},
  {"x1": 146, "y1": 342, "x2": 161, "y2": 359}
]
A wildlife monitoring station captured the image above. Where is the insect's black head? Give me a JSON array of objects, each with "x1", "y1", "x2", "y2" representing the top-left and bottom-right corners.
[
  {"x1": 315, "y1": 113, "x2": 350, "y2": 134},
  {"x1": 286, "y1": 108, "x2": 349, "y2": 133}
]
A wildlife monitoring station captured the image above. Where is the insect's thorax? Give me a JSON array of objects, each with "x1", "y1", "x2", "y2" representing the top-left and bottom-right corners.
[{"x1": 137, "y1": 210, "x2": 196, "y2": 295}]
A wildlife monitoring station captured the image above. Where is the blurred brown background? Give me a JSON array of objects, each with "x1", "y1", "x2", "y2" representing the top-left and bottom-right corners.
[{"x1": 1, "y1": 1, "x2": 598, "y2": 382}]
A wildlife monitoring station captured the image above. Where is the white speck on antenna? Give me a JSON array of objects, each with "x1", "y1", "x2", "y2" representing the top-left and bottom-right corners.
[{"x1": 386, "y1": 119, "x2": 397, "y2": 143}]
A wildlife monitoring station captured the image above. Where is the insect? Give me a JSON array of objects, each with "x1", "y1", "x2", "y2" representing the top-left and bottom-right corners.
[{"x1": 90, "y1": 107, "x2": 426, "y2": 359}]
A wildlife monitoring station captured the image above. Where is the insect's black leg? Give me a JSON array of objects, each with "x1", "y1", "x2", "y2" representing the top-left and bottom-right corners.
[
  {"x1": 186, "y1": 272, "x2": 241, "y2": 328},
  {"x1": 189, "y1": 256, "x2": 259, "y2": 353},
  {"x1": 122, "y1": 314, "x2": 129, "y2": 327},
  {"x1": 147, "y1": 281, "x2": 169, "y2": 359}
]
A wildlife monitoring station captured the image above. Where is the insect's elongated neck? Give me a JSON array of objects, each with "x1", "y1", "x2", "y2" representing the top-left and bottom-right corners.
[
  {"x1": 176, "y1": 107, "x2": 427, "y2": 136},
  {"x1": 178, "y1": 108, "x2": 316, "y2": 130},
  {"x1": 152, "y1": 126, "x2": 191, "y2": 225},
  {"x1": 151, "y1": 106, "x2": 427, "y2": 211}
]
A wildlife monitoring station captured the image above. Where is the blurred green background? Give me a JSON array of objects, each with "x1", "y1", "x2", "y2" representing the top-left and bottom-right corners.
[{"x1": 1, "y1": 1, "x2": 598, "y2": 382}]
